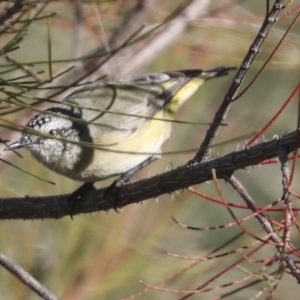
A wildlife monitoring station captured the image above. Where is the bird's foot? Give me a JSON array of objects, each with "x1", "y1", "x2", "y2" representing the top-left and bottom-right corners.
[
  {"x1": 68, "y1": 182, "x2": 96, "y2": 219},
  {"x1": 104, "y1": 156, "x2": 158, "y2": 212},
  {"x1": 104, "y1": 174, "x2": 130, "y2": 213}
]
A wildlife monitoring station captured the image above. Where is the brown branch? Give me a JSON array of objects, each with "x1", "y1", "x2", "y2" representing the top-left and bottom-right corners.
[
  {"x1": 3, "y1": 53, "x2": 43, "y2": 82},
  {"x1": 190, "y1": 0, "x2": 286, "y2": 164},
  {"x1": 73, "y1": 2, "x2": 85, "y2": 59},
  {"x1": 228, "y1": 175, "x2": 300, "y2": 284},
  {"x1": 0, "y1": 130, "x2": 299, "y2": 220},
  {"x1": 40, "y1": 0, "x2": 161, "y2": 101},
  {"x1": 0, "y1": 252, "x2": 59, "y2": 300},
  {"x1": 0, "y1": 0, "x2": 24, "y2": 26},
  {"x1": 278, "y1": 147, "x2": 293, "y2": 252},
  {"x1": 116, "y1": 0, "x2": 211, "y2": 76}
]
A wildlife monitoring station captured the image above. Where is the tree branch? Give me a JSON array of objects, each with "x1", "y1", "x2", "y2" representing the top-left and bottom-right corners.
[
  {"x1": 0, "y1": 252, "x2": 59, "y2": 300},
  {"x1": 190, "y1": 0, "x2": 286, "y2": 163},
  {"x1": 0, "y1": 0, "x2": 24, "y2": 26},
  {"x1": 0, "y1": 130, "x2": 299, "y2": 220}
]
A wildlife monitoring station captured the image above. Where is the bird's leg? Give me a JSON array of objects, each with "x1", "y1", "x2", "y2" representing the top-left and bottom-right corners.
[
  {"x1": 115, "y1": 156, "x2": 158, "y2": 186},
  {"x1": 68, "y1": 182, "x2": 96, "y2": 219},
  {"x1": 105, "y1": 155, "x2": 158, "y2": 212}
]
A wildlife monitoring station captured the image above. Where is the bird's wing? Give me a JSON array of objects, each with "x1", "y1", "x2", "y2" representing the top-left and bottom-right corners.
[
  {"x1": 55, "y1": 71, "x2": 197, "y2": 134},
  {"x1": 56, "y1": 68, "x2": 233, "y2": 136}
]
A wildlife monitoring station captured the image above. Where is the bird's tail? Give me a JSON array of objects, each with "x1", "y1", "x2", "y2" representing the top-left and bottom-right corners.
[{"x1": 201, "y1": 66, "x2": 237, "y2": 80}]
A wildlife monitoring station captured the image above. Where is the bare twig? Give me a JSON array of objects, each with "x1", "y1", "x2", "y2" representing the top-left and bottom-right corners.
[
  {"x1": 1, "y1": 130, "x2": 300, "y2": 220},
  {"x1": 0, "y1": 252, "x2": 59, "y2": 300},
  {"x1": 177, "y1": 242, "x2": 267, "y2": 300},
  {"x1": 39, "y1": 0, "x2": 160, "y2": 101},
  {"x1": 278, "y1": 147, "x2": 292, "y2": 252},
  {"x1": 190, "y1": 0, "x2": 286, "y2": 164},
  {"x1": 3, "y1": 53, "x2": 43, "y2": 82},
  {"x1": 0, "y1": 0, "x2": 24, "y2": 26},
  {"x1": 117, "y1": 0, "x2": 211, "y2": 76},
  {"x1": 228, "y1": 175, "x2": 300, "y2": 283},
  {"x1": 73, "y1": 2, "x2": 85, "y2": 58}
]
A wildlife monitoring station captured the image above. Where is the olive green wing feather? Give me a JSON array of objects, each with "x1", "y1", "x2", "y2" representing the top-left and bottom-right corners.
[{"x1": 49, "y1": 67, "x2": 235, "y2": 135}]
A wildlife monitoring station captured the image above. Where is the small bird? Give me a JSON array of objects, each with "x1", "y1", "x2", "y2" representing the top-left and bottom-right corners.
[{"x1": 6, "y1": 67, "x2": 235, "y2": 209}]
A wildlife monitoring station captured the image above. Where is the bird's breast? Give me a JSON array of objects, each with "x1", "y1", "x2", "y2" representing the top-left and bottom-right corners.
[{"x1": 78, "y1": 111, "x2": 172, "y2": 181}]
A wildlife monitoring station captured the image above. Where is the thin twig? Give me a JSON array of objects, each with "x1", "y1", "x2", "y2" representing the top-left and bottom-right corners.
[
  {"x1": 73, "y1": 2, "x2": 84, "y2": 59},
  {"x1": 0, "y1": 252, "x2": 59, "y2": 300},
  {"x1": 190, "y1": 0, "x2": 286, "y2": 164},
  {"x1": 278, "y1": 147, "x2": 292, "y2": 253},
  {"x1": 118, "y1": 0, "x2": 211, "y2": 76},
  {"x1": 3, "y1": 53, "x2": 43, "y2": 82},
  {"x1": 228, "y1": 175, "x2": 300, "y2": 283},
  {"x1": 0, "y1": 0, "x2": 24, "y2": 26},
  {"x1": 39, "y1": 0, "x2": 160, "y2": 101}
]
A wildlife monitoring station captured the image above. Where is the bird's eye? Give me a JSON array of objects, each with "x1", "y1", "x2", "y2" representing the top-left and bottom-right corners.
[{"x1": 48, "y1": 129, "x2": 56, "y2": 136}]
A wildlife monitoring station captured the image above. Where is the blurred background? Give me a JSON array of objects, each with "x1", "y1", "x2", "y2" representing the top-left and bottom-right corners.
[{"x1": 0, "y1": 0, "x2": 300, "y2": 299}]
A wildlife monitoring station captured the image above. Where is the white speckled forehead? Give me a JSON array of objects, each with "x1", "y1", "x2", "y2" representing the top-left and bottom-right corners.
[
  {"x1": 26, "y1": 113, "x2": 72, "y2": 132},
  {"x1": 27, "y1": 114, "x2": 52, "y2": 129}
]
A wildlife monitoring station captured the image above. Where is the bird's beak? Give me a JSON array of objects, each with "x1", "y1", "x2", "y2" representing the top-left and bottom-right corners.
[{"x1": 4, "y1": 141, "x2": 25, "y2": 151}]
